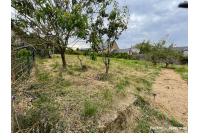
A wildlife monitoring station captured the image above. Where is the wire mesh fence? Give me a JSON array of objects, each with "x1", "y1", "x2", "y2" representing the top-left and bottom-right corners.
[{"x1": 11, "y1": 45, "x2": 35, "y2": 92}]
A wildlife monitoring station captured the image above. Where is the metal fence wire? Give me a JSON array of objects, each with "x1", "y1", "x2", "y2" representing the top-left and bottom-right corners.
[{"x1": 11, "y1": 45, "x2": 36, "y2": 91}]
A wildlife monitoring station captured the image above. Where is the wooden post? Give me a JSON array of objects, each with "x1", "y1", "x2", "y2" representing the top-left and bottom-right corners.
[
  {"x1": 33, "y1": 50, "x2": 35, "y2": 61},
  {"x1": 27, "y1": 51, "x2": 30, "y2": 74}
]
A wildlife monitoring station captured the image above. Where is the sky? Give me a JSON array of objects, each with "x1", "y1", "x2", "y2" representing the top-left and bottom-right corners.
[{"x1": 74, "y1": 0, "x2": 188, "y2": 49}]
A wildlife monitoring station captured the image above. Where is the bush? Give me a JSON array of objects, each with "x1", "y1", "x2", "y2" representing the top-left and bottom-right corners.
[
  {"x1": 90, "y1": 52, "x2": 97, "y2": 61},
  {"x1": 83, "y1": 49, "x2": 91, "y2": 56},
  {"x1": 130, "y1": 55, "x2": 138, "y2": 60},
  {"x1": 66, "y1": 48, "x2": 76, "y2": 54},
  {"x1": 179, "y1": 56, "x2": 188, "y2": 64},
  {"x1": 17, "y1": 48, "x2": 28, "y2": 58}
]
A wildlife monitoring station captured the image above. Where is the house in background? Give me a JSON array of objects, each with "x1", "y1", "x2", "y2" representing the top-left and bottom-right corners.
[
  {"x1": 80, "y1": 41, "x2": 140, "y2": 55},
  {"x1": 172, "y1": 46, "x2": 188, "y2": 56},
  {"x1": 130, "y1": 45, "x2": 140, "y2": 54},
  {"x1": 97, "y1": 41, "x2": 119, "y2": 53},
  {"x1": 111, "y1": 48, "x2": 133, "y2": 55},
  {"x1": 111, "y1": 45, "x2": 140, "y2": 55}
]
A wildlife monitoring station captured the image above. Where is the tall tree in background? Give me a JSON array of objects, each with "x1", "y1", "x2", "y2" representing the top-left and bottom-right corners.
[
  {"x1": 136, "y1": 40, "x2": 152, "y2": 67},
  {"x1": 11, "y1": 0, "x2": 112, "y2": 68},
  {"x1": 161, "y1": 43, "x2": 182, "y2": 67}
]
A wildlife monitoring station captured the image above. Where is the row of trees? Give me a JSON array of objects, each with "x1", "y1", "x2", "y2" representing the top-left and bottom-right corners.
[
  {"x1": 12, "y1": 0, "x2": 129, "y2": 75},
  {"x1": 136, "y1": 35, "x2": 186, "y2": 67}
]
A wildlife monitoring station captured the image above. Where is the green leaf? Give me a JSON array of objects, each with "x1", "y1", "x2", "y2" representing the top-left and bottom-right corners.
[
  {"x1": 62, "y1": 15, "x2": 66, "y2": 25},
  {"x1": 36, "y1": 13, "x2": 40, "y2": 23}
]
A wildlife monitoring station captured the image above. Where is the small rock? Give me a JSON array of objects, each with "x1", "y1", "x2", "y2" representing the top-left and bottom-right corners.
[{"x1": 165, "y1": 86, "x2": 170, "y2": 89}]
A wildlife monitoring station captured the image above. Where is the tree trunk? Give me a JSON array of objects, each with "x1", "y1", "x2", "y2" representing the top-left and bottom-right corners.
[
  {"x1": 166, "y1": 63, "x2": 168, "y2": 67},
  {"x1": 105, "y1": 58, "x2": 110, "y2": 74},
  {"x1": 60, "y1": 51, "x2": 67, "y2": 68},
  {"x1": 145, "y1": 60, "x2": 148, "y2": 68}
]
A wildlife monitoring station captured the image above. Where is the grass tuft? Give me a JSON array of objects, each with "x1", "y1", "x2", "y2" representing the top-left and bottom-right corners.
[{"x1": 84, "y1": 99, "x2": 98, "y2": 117}]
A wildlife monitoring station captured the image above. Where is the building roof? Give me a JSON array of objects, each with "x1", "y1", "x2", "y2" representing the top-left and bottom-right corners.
[
  {"x1": 111, "y1": 48, "x2": 131, "y2": 54},
  {"x1": 172, "y1": 46, "x2": 188, "y2": 51},
  {"x1": 97, "y1": 41, "x2": 116, "y2": 51},
  {"x1": 79, "y1": 48, "x2": 91, "y2": 51}
]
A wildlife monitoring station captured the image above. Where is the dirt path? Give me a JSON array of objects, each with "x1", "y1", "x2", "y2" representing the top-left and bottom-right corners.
[{"x1": 152, "y1": 68, "x2": 188, "y2": 126}]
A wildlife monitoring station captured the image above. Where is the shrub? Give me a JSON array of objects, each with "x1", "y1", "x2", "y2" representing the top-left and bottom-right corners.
[
  {"x1": 130, "y1": 55, "x2": 138, "y2": 60},
  {"x1": 90, "y1": 52, "x2": 97, "y2": 61},
  {"x1": 123, "y1": 53, "x2": 129, "y2": 59},
  {"x1": 66, "y1": 48, "x2": 76, "y2": 54},
  {"x1": 17, "y1": 48, "x2": 28, "y2": 58},
  {"x1": 179, "y1": 56, "x2": 188, "y2": 64},
  {"x1": 83, "y1": 49, "x2": 91, "y2": 56}
]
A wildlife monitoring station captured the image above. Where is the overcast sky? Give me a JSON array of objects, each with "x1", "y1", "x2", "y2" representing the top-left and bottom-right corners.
[{"x1": 74, "y1": 0, "x2": 188, "y2": 49}]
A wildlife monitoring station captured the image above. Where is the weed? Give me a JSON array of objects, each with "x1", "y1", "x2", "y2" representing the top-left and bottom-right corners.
[
  {"x1": 116, "y1": 79, "x2": 130, "y2": 91},
  {"x1": 68, "y1": 64, "x2": 73, "y2": 69},
  {"x1": 134, "y1": 94, "x2": 149, "y2": 108},
  {"x1": 52, "y1": 62, "x2": 59, "y2": 69},
  {"x1": 103, "y1": 89, "x2": 113, "y2": 101},
  {"x1": 35, "y1": 70, "x2": 40, "y2": 75},
  {"x1": 64, "y1": 81, "x2": 72, "y2": 87},
  {"x1": 134, "y1": 120, "x2": 150, "y2": 133},
  {"x1": 175, "y1": 68, "x2": 187, "y2": 73},
  {"x1": 136, "y1": 87, "x2": 142, "y2": 92},
  {"x1": 39, "y1": 72, "x2": 49, "y2": 81},
  {"x1": 180, "y1": 73, "x2": 188, "y2": 82},
  {"x1": 100, "y1": 75, "x2": 106, "y2": 81},
  {"x1": 169, "y1": 119, "x2": 184, "y2": 127},
  {"x1": 58, "y1": 90, "x2": 67, "y2": 96},
  {"x1": 38, "y1": 59, "x2": 48, "y2": 64},
  {"x1": 134, "y1": 94, "x2": 184, "y2": 128},
  {"x1": 140, "y1": 78, "x2": 152, "y2": 87},
  {"x1": 84, "y1": 99, "x2": 98, "y2": 117},
  {"x1": 67, "y1": 70, "x2": 74, "y2": 75},
  {"x1": 82, "y1": 65, "x2": 88, "y2": 71},
  {"x1": 32, "y1": 92, "x2": 51, "y2": 107}
]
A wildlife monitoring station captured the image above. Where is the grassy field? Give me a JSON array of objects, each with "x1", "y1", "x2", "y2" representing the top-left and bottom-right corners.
[
  {"x1": 158, "y1": 63, "x2": 188, "y2": 82},
  {"x1": 12, "y1": 54, "x2": 187, "y2": 132}
]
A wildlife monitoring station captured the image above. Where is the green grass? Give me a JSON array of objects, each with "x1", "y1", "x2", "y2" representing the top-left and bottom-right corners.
[
  {"x1": 140, "y1": 78, "x2": 152, "y2": 87},
  {"x1": 136, "y1": 86, "x2": 142, "y2": 92},
  {"x1": 134, "y1": 94, "x2": 184, "y2": 128},
  {"x1": 174, "y1": 67, "x2": 188, "y2": 82},
  {"x1": 38, "y1": 72, "x2": 50, "y2": 81},
  {"x1": 84, "y1": 99, "x2": 98, "y2": 117},
  {"x1": 52, "y1": 62, "x2": 59, "y2": 69},
  {"x1": 175, "y1": 68, "x2": 188, "y2": 73},
  {"x1": 13, "y1": 54, "x2": 186, "y2": 132},
  {"x1": 103, "y1": 89, "x2": 113, "y2": 101},
  {"x1": 100, "y1": 75, "x2": 106, "y2": 81},
  {"x1": 116, "y1": 79, "x2": 131, "y2": 91},
  {"x1": 38, "y1": 59, "x2": 48, "y2": 64}
]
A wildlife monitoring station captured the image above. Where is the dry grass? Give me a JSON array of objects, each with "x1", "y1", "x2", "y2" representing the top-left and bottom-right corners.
[{"x1": 12, "y1": 54, "x2": 188, "y2": 132}]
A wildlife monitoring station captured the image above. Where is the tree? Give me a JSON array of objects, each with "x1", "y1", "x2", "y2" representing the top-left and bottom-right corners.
[
  {"x1": 11, "y1": 0, "x2": 112, "y2": 68},
  {"x1": 161, "y1": 44, "x2": 182, "y2": 67},
  {"x1": 90, "y1": 1, "x2": 129, "y2": 74},
  {"x1": 136, "y1": 40, "x2": 152, "y2": 67},
  {"x1": 148, "y1": 35, "x2": 182, "y2": 67},
  {"x1": 149, "y1": 36, "x2": 168, "y2": 66}
]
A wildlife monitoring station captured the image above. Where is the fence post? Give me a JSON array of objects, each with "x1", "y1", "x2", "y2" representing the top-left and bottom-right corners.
[
  {"x1": 27, "y1": 51, "x2": 30, "y2": 75},
  {"x1": 33, "y1": 50, "x2": 35, "y2": 61}
]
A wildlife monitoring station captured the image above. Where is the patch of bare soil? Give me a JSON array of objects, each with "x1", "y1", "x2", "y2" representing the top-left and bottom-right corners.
[{"x1": 151, "y1": 68, "x2": 188, "y2": 126}]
